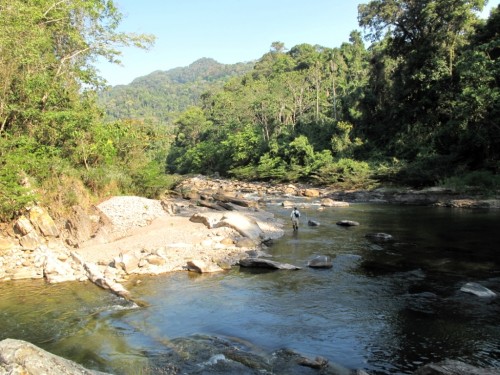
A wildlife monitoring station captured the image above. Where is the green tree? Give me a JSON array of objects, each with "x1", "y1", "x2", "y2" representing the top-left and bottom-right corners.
[
  {"x1": 358, "y1": 0, "x2": 486, "y2": 159},
  {"x1": 0, "y1": 0, "x2": 157, "y2": 218}
]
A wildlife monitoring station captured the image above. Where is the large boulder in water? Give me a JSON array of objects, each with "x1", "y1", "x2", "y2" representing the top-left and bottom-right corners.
[
  {"x1": 0, "y1": 338, "x2": 110, "y2": 374},
  {"x1": 307, "y1": 255, "x2": 333, "y2": 269}
]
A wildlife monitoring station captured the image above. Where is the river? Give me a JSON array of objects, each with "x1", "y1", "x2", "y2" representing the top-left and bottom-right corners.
[{"x1": 1, "y1": 201, "x2": 499, "y2": 374}]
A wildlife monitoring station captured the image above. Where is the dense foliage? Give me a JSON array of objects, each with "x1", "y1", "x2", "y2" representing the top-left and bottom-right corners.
[
  {"x1": 1, "y1": 0, "x2": 498, "y2": 221},
  {"x1": 0, "y1": 0, "x2": 177, "y2": 221},
  {"x1": 166, "y1": 1, "x2": 499, "y2": 189},
  {"x1": 99, "y1": 58, "x2": 254, "y2": 124}
]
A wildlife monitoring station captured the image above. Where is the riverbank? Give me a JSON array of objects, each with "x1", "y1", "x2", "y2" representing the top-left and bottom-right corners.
[
  {"x1": 1, "y1": 175, "x2": 498, "y2": 288},
  {"x1": 1, "y1": 176, "x2": 499, "y2": 374}
]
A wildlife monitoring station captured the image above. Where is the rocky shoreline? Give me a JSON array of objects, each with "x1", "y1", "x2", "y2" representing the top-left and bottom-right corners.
[
  {"x1": 0, "y1": 175, "x2": 498, "y2": 294},
  {"x1": 1, "y1": 175, "x2": 499, "y2": 374}
]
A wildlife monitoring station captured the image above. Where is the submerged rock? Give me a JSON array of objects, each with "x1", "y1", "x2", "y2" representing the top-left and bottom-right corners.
[
  {"x1": 413, "y1": 359, "x2": 499, "y2": 374},
  {"x1": 365, "y1": 232, "x2": 393, "y2": 242},
  {"x1": 307, "y1": 255, "x2": 333, "y2": 269},
  {"x1": 460, "y1": 282, "x2": 497, "y2": 298},
  {"x1": 336, "y1": 220, "x2": 360, "y2": 226},
  {"x1": 239, "y1": 257, "x2": 301, "y2": 270}
]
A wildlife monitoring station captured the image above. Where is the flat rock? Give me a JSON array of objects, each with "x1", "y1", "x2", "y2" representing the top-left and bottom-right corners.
[
  {"x1": 336, "y1": 220, "x2": 360, "y2": 226},
  {"x1": 0, "y1": 338, "x2": 110, "y2": 375},
  {"x1": 239, "y1": 257, "x2": 301, "y2": 270},
  {"x1": 307, "y1": 255, "x2": 333, "y2": 268}
]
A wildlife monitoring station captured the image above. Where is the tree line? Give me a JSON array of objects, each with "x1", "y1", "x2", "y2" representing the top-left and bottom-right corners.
[
  {"x1": 168, "y1": 1, "x2": 499, "y2": 190},
  {"x1": 1, "y1": 0, "x2": 498, "y2": 221}
]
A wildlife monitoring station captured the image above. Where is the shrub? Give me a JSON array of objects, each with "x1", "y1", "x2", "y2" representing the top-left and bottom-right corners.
[
  {"x1": 440, "y1": 170, "x2": 500, "y2": 194},
  {"x1": 314, "y1": 158, "x2": 377, "y2": 189}
]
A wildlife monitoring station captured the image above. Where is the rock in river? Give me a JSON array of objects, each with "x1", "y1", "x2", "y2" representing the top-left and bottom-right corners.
[
  {"x1": 307, "y1": 255, "x2": 333, "y2": 269},
  {"x1": 460, "y1": 282, "x2": 497, "y2": 298},
  {"x1": 239, "y1": 258, "x2": 301, "y2": 270}
]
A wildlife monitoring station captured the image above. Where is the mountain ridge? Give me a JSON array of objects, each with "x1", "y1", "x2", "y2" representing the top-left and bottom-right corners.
[{"x1": 99, "y1": 57, "x2": 255, "y2": 123}]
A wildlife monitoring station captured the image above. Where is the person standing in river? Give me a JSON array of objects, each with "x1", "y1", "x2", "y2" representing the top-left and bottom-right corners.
[{"x1": 291, "y1": 207, "x2": 300, "y2": 231}]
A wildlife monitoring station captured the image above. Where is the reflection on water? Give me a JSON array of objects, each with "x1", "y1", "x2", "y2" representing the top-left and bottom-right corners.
[{"x1": 0, "y1": 203, "x2": 499, "y2": 374}]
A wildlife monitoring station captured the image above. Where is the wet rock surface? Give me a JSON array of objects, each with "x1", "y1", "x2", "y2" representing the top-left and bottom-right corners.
[{"x1": 0, "y1": 338, "x2": 110, "y2": 375}]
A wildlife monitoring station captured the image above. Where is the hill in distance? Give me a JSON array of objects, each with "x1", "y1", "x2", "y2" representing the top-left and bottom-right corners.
[{"x1": 98, "y1": 57, "x2": 254, "y2": 124}]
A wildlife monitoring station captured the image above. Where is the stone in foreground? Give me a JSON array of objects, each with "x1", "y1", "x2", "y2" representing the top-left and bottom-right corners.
[{"x1": 0, "y1": 338, "x2": 110, "y2": 375}]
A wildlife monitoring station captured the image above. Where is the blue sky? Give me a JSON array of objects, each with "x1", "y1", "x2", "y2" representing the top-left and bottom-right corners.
[{"x1": 96, "y1": 0, "x2": 500, "y2": 86}]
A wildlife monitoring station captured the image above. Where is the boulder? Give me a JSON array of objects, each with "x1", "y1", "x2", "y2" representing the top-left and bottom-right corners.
[
  {"x1": 14, "y1": 215, "x2": 34, "y2": 236},
  {"x1": 336, "y1": 220, "x2": 360, "y2": 226},
  {"x1": 213, "y1": 193, "x2": 258, "y2": 208},
  {"x1": 308, "y1": 220, "x2": 321, "y2": 226},
  {"x1": 186, "y1": 259, "x2": 224, "y2": 273},
  {"x1": 44, "y1": 253, "x2": 80, "y2": 283},
  {"x1": 307, "y1": 255, "x2": 333, "y2": 269},
  {"x1": 64, "y1": 205, "x2": 98, "y2": 245},
  {"x1": 235, "y1": 238, "x2": 257, "y2": 248},
  {"x1": 302, "y1": 188, "x2": 321, "y2": 197},
  {"x1": 189, "y1": 212, "x2": 221, "y2": 229},
  {"x1": 113, "y1": 252, "x2": 140, "y2": 274},
  {"x1": 460, "y1": 282, "x2": 497, "y2": 298},
  {"x1": 320, "y1": 198, "x2": 350, "y2": 207},
  {"x1": 29, "y1": 206, "x2": 59, "y2": 237},
  {"x1": 145, "y1": 254, "x2": 166, "y2": 266},
  {"x1": 239, "y1": 257, "x2": 301, "y2": 270},
  {"x1": 0, "y1": 338, "x2": 110, "y2": 375},
  {"x1": 18, "y1": 231, "x2": 42, "y2": 250},
  {"x1": 216, "y1": 212, "x2": 265, "y2": 241},
  {"x1": 84, "y1": 262, "x2": 131, "y2": 299}
]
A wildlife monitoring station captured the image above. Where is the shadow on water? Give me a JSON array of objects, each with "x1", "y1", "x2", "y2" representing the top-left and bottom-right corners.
[{"x1": 1, "y1": 203, "x2": 499, "y2": 374}]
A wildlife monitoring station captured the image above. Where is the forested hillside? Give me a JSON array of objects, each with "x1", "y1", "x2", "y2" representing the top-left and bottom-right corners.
[
  {"x1": 166, "y1": 4, "x2": 499, "y2": 190},
  {"x1": 99, "y1": 58, "x2": 254, "y2": 124},
  {"x1": 1, "y1": 0, "x2": 498, "y2": 223}
]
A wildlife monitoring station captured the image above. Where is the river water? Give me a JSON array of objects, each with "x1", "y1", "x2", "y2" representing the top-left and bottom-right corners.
[{"x1": 1, "y1": 202, "x2": 499, "y2": 374}]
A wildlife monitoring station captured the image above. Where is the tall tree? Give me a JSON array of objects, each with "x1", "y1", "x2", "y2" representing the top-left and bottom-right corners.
[
  {"x1": 0, "y1": 0, "x2": 154, "y2": 137},
  {"x1": 358, "y1": 0, "x2": 486, "y2": 158}
]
